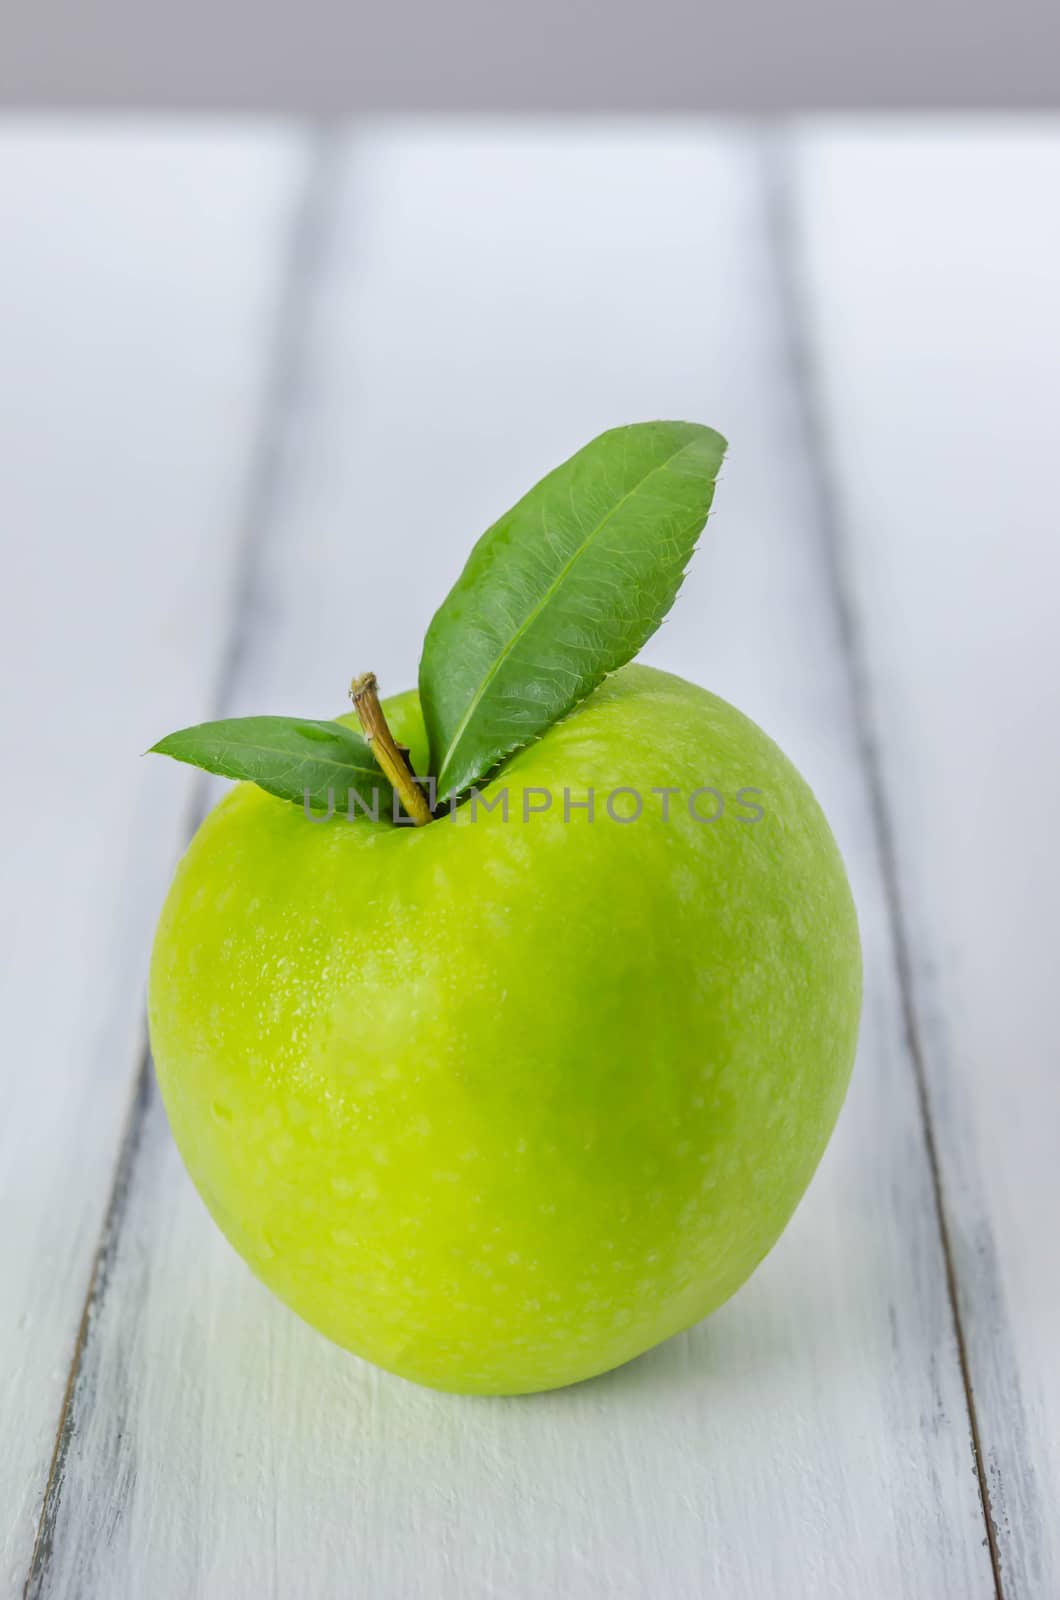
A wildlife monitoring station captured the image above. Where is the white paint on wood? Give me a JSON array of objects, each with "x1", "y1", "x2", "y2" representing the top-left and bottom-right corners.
[
  {"x1": 0, "y1": 124, "x2": 305, "y2": 1594},
  {"x1": 31, "y1": 125, "x2": 997, "y2": 1597},
  {"x1": 793, "y1": 122, "x2": 1060, "y2": 1597}
]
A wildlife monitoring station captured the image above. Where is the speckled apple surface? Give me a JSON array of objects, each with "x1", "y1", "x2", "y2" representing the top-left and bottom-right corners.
[{"x1": 148, "y1": 664, "x2": 861, "y2": 1394}]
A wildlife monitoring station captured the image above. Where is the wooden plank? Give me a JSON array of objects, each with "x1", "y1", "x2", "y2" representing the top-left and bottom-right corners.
[
  {"x1": 790, "y1": 123, "x2": 1060, "y2": 1598},
  {"x1": 0, "y1": 123, "x2": 308, "y2": 1594},
  {"x1": 34, "y1": 125, "x2": 995, "y2": 1597}
]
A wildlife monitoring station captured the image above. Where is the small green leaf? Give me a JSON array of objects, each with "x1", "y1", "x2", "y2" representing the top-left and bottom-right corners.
[
  {"x1": 419, "y1": 420, "x2": 726, "y2": 800},
  {"x1": 149, "y1": 716, "x2": 392, "y2": 814}
]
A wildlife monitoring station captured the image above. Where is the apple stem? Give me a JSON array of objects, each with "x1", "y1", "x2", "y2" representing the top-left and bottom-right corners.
[{"x1": 349, "y1": 673, "x2": 433, "y2": 826}]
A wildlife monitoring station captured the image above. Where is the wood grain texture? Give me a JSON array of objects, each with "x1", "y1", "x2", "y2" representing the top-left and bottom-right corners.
[
  {"x1": 24, "y1": 125, "x2": 996, "y2": 1597},
  {"x1": 791, "y1": 123, "x2": 1060, "y2": 1598},
  {"x1": 0, "y1": 123, "x2": 306, "y2": 1595}
]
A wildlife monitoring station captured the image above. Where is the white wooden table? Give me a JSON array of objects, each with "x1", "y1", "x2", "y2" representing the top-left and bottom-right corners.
[{"x1": 2, "y1": 118, "x2": 1058, "y2": 1599}]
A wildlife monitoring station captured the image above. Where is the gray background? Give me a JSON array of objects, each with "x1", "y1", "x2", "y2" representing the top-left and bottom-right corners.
[{"x1": 3, "y1": 0, "x2": 1060, "y2": 110}]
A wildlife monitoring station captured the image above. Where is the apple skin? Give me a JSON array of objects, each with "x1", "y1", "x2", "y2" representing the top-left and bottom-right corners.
[{"x1": 149, "y1": 664, "x2": 861, "y2": 1395}]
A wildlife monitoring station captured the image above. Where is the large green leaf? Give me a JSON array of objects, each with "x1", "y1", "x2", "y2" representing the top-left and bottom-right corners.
[
  {"x1": 149, "y1": 716, "x2": 393, "y2": 815},
  {"x1": 419, "y1": 420, "x2": 726, "y2": 799}
]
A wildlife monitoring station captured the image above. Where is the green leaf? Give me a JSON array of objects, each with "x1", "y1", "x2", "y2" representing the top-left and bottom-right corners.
[
  {"x1": 419, "y1": 420, "x2": 726, "y2": 800},
  {"x1": 149, "y1": 716, "x2": 393, "y2": 814}
]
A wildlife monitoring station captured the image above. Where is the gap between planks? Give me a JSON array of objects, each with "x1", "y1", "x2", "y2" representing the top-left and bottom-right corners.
[
  {"x1": 22, "y1": 124, "x2": 343, "y2": 1600},
  {"x1": 757, "y1": 126, "x2": 1005, "y2": 1600}
]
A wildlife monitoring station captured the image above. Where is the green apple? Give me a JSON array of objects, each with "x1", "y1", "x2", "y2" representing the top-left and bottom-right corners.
[{"x1": 149, "y1": 663, "x2": 860, "y2": 1395}]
